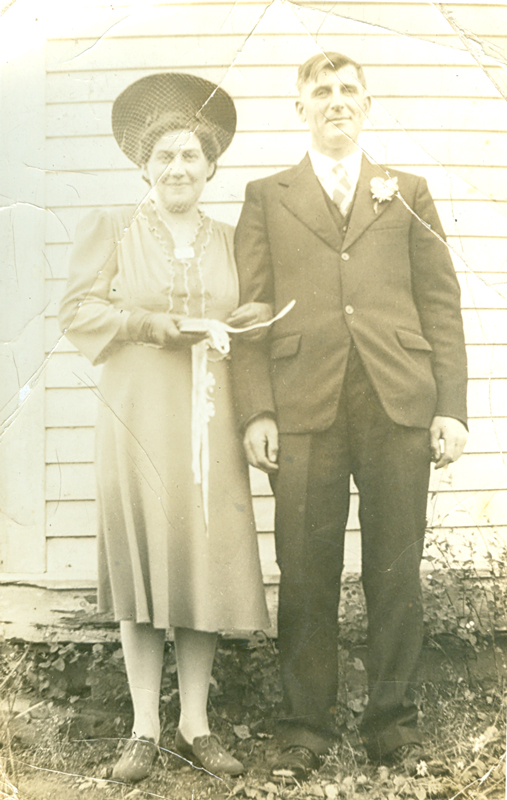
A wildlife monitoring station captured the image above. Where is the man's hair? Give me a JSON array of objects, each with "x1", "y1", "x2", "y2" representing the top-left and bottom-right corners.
[{"x1": 297, "y1": 52, "x2": 367, "y2": 92}]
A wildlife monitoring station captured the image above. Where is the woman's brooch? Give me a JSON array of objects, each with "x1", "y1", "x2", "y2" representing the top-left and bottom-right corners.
[{"x1": 370, "y1": 176, "x2": 399, "y2": 214}]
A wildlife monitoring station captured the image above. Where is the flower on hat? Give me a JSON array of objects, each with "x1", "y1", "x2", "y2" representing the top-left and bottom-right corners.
[{"x1": 370, "y1": 176, "x2": 399, "y2": 213}]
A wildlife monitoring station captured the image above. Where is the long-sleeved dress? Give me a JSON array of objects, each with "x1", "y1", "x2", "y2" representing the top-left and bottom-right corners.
[{"x1": 59, "y1": 200, "x2": 269, "y2": 633}]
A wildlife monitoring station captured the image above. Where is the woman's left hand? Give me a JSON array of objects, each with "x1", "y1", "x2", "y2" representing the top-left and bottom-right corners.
[{"x1": 226, "y1": 302, "x2": 273, "y2": 341}]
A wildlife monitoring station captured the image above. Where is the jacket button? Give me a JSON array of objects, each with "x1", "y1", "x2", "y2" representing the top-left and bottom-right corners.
[
  {"x1": 341, "y1": 252, "x2": 350, "y2": 261},
  {"x1": 345, "y1": 305, "x2": 354, "y2": 315}
]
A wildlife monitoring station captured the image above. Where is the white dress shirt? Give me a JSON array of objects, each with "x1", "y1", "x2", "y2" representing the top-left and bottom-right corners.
[{"x1": 308, "y1": 148, "x2": 362, "y2": 215}]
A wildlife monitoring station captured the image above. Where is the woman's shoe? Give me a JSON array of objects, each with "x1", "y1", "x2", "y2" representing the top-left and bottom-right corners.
[
  {"x1": 112, "y1": 736, "x2": 159, "y2": 783},
  {"x1": 174, "y1": 729, "x2": 244, "y2": 776}
]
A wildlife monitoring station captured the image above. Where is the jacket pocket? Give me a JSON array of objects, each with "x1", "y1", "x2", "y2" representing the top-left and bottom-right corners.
[
  {"x1": 396, "y1": 329, "x2": 433, "y2": 352},
  {"x1": 270, "y1": 333, "x2": 302, "y2": 359}
]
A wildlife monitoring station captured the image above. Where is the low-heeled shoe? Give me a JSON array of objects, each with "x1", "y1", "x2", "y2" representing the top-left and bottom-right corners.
[
  {"x1": 112, "y1": 737, "x2": 158, "y2": 783},
  {"x1": 174, "y1": 729, "x2": 244, "y2": 776}
]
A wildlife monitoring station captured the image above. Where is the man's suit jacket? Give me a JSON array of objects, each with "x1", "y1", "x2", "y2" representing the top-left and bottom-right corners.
[{"x1": 231, "y1": 154, "x2": 467, "y2": 434}]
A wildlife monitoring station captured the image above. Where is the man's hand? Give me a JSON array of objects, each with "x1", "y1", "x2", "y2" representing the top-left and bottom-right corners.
[
  {"x1": 227, "y1": 302, "x2": 273, "y2": 341},
  {"x1": 429, "y1": 415, "x2": 468, "y2": 469},
  {"x1": 244, "y1": 415, "x2": 279, "y2": 472}
]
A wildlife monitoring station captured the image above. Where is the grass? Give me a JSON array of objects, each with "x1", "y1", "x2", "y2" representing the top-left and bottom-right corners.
[{"x1": 0, "y1": 637, "x2": 505, "y2": 800}]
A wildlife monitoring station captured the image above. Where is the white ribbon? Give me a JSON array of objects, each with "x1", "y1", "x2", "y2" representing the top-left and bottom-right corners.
[{"x1": 190, "y1": 301, "x2": 295, "y2": 533}]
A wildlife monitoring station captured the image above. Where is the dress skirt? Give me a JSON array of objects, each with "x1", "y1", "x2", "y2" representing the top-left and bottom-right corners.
[{"x1": 95, "y1": 341, "x2": 270, "y2": 633}]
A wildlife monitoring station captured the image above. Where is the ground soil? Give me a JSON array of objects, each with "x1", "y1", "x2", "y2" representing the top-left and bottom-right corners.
[{"x1": 0, "y1": 635, "x2": 505, "y2": 800}]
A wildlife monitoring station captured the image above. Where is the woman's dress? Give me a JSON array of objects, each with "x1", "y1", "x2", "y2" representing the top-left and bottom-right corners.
[{"x1": 59, "y1": 201, "x2": 269, "y2": 632}]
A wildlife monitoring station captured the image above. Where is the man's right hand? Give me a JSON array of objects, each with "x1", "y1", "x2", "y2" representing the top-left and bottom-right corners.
[{"x1": 243, "y1": 415, "x2": 279, "y2": 473}]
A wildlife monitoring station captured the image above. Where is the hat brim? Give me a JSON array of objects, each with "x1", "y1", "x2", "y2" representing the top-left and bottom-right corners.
[{"x1": 112, "y1": 73, "x2": 237, "y2": 166}]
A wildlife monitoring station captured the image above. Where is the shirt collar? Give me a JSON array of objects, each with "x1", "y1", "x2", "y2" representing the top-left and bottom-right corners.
[{"x1": 308, "y1": 147, "x2": 363, "y2": 187}]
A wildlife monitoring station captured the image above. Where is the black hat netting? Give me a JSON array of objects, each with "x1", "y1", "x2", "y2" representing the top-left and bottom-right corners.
[{"x1": 112, "y1": 73, "x2": 237, "y2": 166}]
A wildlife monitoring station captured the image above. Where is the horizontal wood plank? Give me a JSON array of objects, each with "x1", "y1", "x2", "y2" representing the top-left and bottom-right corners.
[
  {"x1": 43, "y1": 377, "x2": 507, "y2": 439},
  {"x1": 46, "y1": 427, "x2": 96, "y2": 463},
  {"x1": 43, "y1": 416, "x2": 507, "y2": 465},
  {"x1": 46, "y1": 500, "x2": 96, "y2": 538},
  {"x1": 46, "y1": 64, "x2": 501, "y2": 107},
  {"x1": 44, "y1": 201, "x2": 507, "y2": 248},
  {"x1": 44, "y1": 4, "x2": 267, "y2": 40},
  {"x1": 43, "y1": 2, "x2": 475, "y2": 43},
  {"x1": 462, "y1": 310, "x2": 507, "y2": 346},
  {"x1": 45, "y1": 387, "x2": 99, "y2": 428},
  {"x1": 45, "y1": 268, "x2": 507, "y2": 319},
  {"x1": 43, "y1": 129, "x2": 507, "y2": 174},
  {"x1": 467, "y1": 379, "x2": 507, "y2": 418},
  {"x1": 253, "y1": 488, "x2": 507, "y2": 531},
  {"x1": 45, "y1": 454, "x2": 505, "y2": 502},
  {"x1": 43, "y1": 165, "x2": 507, "y2": 210},
  {"x1": 43, "y1": 238, "x2": 507, "y2": 287},
  {"x1": 45, "y1": 350, "x2": 102, "y2": 389},
  {"x1": 46, "y1": 32, "x2": 482, "y2": 75},
  {"x1": 46, "y1": 536, "x2": 97, "y2": 575},
  {"x1": 43, "y1": 488, "x2": 507, "y2": 540},
  {"x1": 44, "y1": 521, "x2": 505, "y2": 582},
  {"x1": 46, "y1": 463, "x2": 97, "y2": 501},
  {"x1": 46, "y1": 96, "x2": 507, "y2": 140}
]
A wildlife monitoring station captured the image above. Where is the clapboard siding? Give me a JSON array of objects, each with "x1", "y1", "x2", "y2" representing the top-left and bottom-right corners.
[
  {"x1": 44, "y1": 129, "x2": 507, "y2": 172},
  {"x1": 43, "y1": 417, "x2": 507, "y2": 465},
  {"x1": 44, "y1": 452, "x2": 507, "y2": 503},
  {"x1": 47, "y1": 97, "x2": 507, "y2": 139},
  {"x1": 43, "y1": 167, "x2": 507, "y2": 207},
  {"x1": 46, "y1": 536, "x2": 97, "y2": 575},
  {"x1": 43, "y1": 238, "x2": 507, "y2": 282},
  {"x1": 45, "y1": 65, "x2": 502, "y2": 107},
  {"x1": 45, "y1": 489, "x2": 507, "y2": 539},
  {"x1": 46, "y1": 305, "x2": 507, "y2": 350},
  {"x1": 44, "y1": 200, "x2": 507, "y2": 245},
  {"x1": 44, "y1": 2, "x2": 501, "y2": 42},
  {"x1": 37, "y1": 0, "x2": 507, "y2": 583},
  {"x1": 42, "y1": 377, "x2": 507, "y2": 423},
  {"x1": 46, "y1": 34, "x2": 490, "y2": 73}
]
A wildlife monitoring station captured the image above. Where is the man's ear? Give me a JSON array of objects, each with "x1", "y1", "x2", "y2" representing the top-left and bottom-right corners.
[
  {"x1": 141, "y1": 166, "x2": 150, "y2": 185},
  {"x1": 362, "y1": 93, "x2": 371, "y2": 116},
  {"x1": 295, "y1": 99, "x2": 306, "y2": 124}
]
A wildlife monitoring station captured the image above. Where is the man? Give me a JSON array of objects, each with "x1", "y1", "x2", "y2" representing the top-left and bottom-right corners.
[{"x1": 231, "y1": 52, "x2": 468, "y2": 780}]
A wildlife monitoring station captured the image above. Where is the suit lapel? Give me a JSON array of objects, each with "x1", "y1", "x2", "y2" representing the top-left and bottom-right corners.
[
  {"x1": 342, "y1": 157, "x2": 396, "y2": 251},
  {"x1": 279, "y1": 154, "x2": 343, "y2": 252}
]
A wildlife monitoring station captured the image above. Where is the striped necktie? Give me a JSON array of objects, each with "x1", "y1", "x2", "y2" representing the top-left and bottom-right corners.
[{"x1": 332, "y1": 164, "x2": 352, "y2": 216}]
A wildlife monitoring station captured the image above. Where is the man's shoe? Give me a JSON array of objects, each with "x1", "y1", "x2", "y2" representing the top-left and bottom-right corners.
[
  {"x1": 271, "y1": 745, "x2": 321, "y2": 783},
  {"x1": 112, "y1": 737, "x2": 159, "y2": 783},
  {"x1": 174, "y1": 729, "x2": 244, "y2": 776}
]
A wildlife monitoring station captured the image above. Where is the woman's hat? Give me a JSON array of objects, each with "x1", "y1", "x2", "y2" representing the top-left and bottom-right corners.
[{"x1": 112, "y1": 73, "x2": 237, "y2": 166}]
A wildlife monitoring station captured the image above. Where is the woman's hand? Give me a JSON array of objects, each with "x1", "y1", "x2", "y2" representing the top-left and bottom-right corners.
[
  {"x1": 127, "y1": 308, "x2": 206, "y2": 348},
  {"x1": 227, "y1": 302, "x2": 273, "y2": 341}
]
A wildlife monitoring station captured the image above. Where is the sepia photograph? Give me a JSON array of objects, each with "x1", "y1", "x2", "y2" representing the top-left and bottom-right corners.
[{"x1": 0, "y1": 1, "x2": 506, "y2": 798}]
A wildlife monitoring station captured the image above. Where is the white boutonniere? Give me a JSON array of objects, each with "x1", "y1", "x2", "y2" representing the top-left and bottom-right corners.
[{"x1": 370, "y1": 176, "x2": 399, "y2": 214}]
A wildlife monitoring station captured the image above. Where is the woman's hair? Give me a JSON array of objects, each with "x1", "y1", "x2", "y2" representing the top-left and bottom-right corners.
[{"x1": 140, "y1": 114, "x2": 221, "y2": 172}]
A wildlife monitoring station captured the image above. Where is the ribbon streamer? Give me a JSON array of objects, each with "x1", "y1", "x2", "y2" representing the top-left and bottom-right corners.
[{"x1": 190, "y1": 300, "x2": 295, "y2": 533}]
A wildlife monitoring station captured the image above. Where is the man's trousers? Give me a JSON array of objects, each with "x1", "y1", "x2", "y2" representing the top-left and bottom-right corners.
[{"x1": 271, "y1": 344, "x2": 431, "y2": 760}]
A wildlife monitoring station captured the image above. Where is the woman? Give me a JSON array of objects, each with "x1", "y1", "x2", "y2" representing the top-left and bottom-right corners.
[{"x1": 59, "y1": 73, "x2": 270, "y2": 782}]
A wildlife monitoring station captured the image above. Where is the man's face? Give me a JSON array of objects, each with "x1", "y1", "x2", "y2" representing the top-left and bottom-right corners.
[{"x1": 296, "y1": 64, "x2": 371, "y2": 158}]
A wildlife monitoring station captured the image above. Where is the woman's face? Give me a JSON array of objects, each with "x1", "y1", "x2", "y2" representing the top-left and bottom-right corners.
[{"x1": 142, "y1": 130, "x2": 214, "y2": 213}]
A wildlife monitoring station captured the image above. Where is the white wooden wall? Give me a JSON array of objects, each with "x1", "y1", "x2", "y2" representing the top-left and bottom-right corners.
[{"x1": 1, "y1": 0, "x2": 507, "y2": 583}]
